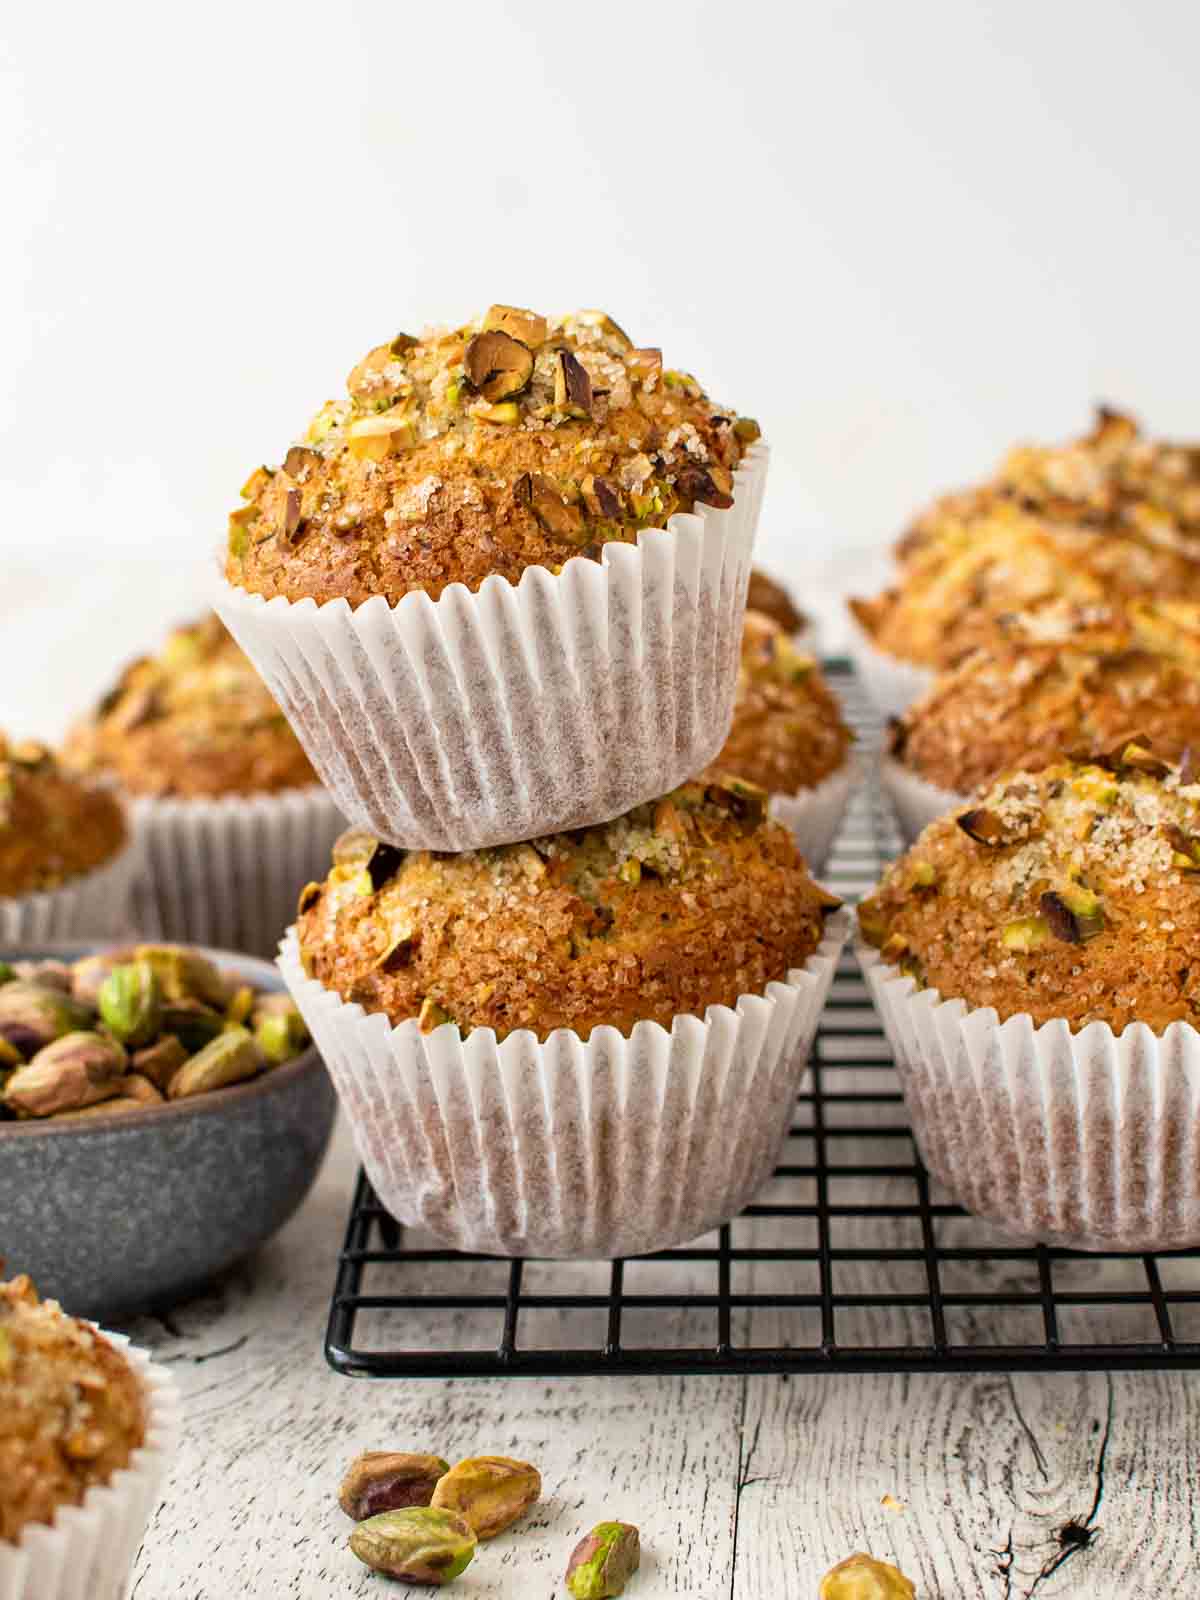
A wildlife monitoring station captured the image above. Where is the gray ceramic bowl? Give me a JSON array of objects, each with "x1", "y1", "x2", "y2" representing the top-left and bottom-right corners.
[{"x1": 0, "y1": 943, "x2": 336, "y2": 1319}]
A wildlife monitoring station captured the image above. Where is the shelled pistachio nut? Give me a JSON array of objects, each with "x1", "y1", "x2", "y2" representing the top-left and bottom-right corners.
[
  {"x1": 3, "y1": 1031, "x2": 128, "y2": 1117},
  {"x1": 167, "y1": 1026, "x2": 261, "y2": 1099},
  {"x1": 160, "y1": 999, "x2": 226, "y2": 1053},
  {"x1": 98, "y1": 961, "x2": 163, "y2": 1047},
  {"x1": 819, "y1": 1553, "x2": 916, "y2": 1600},
  {"x1": 349, "y1": 1507, "x2": 477, "y2": 1585},
  {"x1": 431, "y1": 1455, "x2": 541, "y2": 1540},
  {"x1": 70, "y1": 948, "x2": 135, "y2": 1006},
  {"x1": 130, "y1": 1034, "x2": 189, "y2": 1091},
  {"x1": 0, "y1": 983, "x2": 92, "y2": 1058},
  {"x1": 57, "y1": 1074, "x2": 163, "y2": 1118},
  {"x1": 134, "y1": 943, "x2": 228, "y2": 1007},
  {"x1": 566, "y1": 1521, "x2": 641, "y2": 1599},
  {"x1": 252, "y1": 994, "x2": 309, "y2": 1065},
  {"x1": 339, "y1": 1452, "x2": 451, "y2": 1520}
]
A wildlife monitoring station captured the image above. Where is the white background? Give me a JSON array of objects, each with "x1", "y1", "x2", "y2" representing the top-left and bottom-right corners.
[{"x1": 2, "y1": 0, "x2": 1198, "y2": 735}]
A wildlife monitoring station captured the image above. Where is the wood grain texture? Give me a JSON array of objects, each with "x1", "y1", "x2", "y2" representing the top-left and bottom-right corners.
[{"x1": 120, "y1": 1114, "x2": 1200, "y2": 1598}]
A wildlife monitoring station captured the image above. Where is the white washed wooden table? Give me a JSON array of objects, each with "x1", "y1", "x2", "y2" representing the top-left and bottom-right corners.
[{"x1": 120, "y1": 1100, "x2": 1200, "y2": 1600}]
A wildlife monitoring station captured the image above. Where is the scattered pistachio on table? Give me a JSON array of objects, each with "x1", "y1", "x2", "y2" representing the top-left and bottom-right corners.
[
  {"x1": 0, "y1": 944, "x2": 309, "y2": 1122},
  {"x1": 430, "y1": 1455, "x2": 542, "y2": 1540},
  {"x1": 339, "y1": 1452, "x2": 451, "y2": 1520},
  {"x1": 349, "y1": 1507, "x2": 477, "y2": 1586},
  {"x1": 819, "y1": 1552, "x2": 916, "y2": 1599},
  {"x1": 565, "y1": 1521, "x2": 641, "y2": 1599}
]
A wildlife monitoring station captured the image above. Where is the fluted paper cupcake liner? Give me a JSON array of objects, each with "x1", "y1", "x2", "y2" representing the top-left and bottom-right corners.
[
  {"x1": 859, "y1": 937, "x2": 1200, "y2": 1251},
  {"x1": 0, "y1": 839, "x2": 139, "y2": 945},
  {"x1": 278, "y1": 908, "x2": 847, "y2": 1258},
  {"x1": 845, "y1": 615, "x2": 934, "y2": 722},
  {"x1": 879, "y1": 753, "x2": 965, "y2": 845},
  {"x1": 216, "y1": 445, "x2": 768, "y2": 851},
  {"x1": 129, "y1": 787, "x2": 344, "y2": 960},
  {"x1": 0, "y1": 1334, "x2": 179, "y2": 1600},
  {"x1": 768, "y1": 758, "x2": 859, "y2": 874}
]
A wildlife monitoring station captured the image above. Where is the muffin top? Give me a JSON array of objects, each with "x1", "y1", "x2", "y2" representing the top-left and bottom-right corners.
[
  {"x1": 891, "y1": 601, "x2": 1200, "y2": 794},
  {"x1": 859, "y1": 751, "x2": 1200, "y2": 1032},
  {"x1": 849, "y1": 501, "x2": 1200, "y2": 672},
  {"x1": 898, "y1": 407, "x2": 1200, "y2": 563},
  {"x1": 746, "y1": 568, "x2": 806, "y2": 634},
  {"x1": 709, "y1": 612, "x2": 851, "y2": 795},
  {"x1": 852, "y1": 410, "x2": 1200, "y2": 670},
  {"x1": 225, "y1": 306, "x2": 760, "y2": 607},
  {"x1": 64, "y1": 615, "x2": 315, "y2": 799},
  {"x1": 0, "y1": 1275, "x2": 145, "y2": 1543},
  {"x1": 297, "y1": 778, "x2": 839, "y2": 1042},
  {"x1": 0, "y1": 739, "x2": 126, "y2": 898}
]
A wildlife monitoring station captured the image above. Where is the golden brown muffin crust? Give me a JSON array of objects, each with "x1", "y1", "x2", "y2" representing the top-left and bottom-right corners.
[
  {"x1": 298, "y1": 778, "x2": 839, "y2": 1041},
  {"x1": 64, "y1": 615, "x2": 315, "y2": 799},
  {"x1": 0, "y1": 1275, "x2": 145, "y2": 1543},
  {"x1": 850, "y1": 503, "x2": 1200, "y2": 671},
  {"x1": 853, "y1": 409, "x2": 1200, "y2": 670},
  {"x1": 708, "y1": 612, "x2": 851, "y2": 794},
  {"x1": 892, "y1": 601, "x2": 1200, "y2": 794},
  {"x1": 0, "y1": 740, "x2": 126, "y2": 897},
  {"x1": 860, "y1": 752, "x2": 1200, "y2": 1033},
  {"x1": 225, "y1": 307, "x2": 760, "y2": 607},
  {"x1": 746, "y1": 568, "x2": 806, "y2": 634}
]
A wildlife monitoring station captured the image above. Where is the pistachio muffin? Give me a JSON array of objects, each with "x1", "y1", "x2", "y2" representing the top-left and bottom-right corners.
[
  {"x1": 849, "y1": 410, "x2": 1200, "y2": 712},
  {"x1": 283, "y1": 776, "x2": 846, "y2": 1256},
  {"x1": 0, "y1": 738, "x2": 126, "y2": 901},
  {"x1": 298, "y1": 777, "x2": 838, "y2": 1043},
  {"x1": 896, "y1": 406, "x2": 1200, "y2": 566},
  {"x1": 0, "y1": 1274, "x2": 145, "y2": 1543},
  {"x1": 226, "y1": 306, "x2": 761, "y2": 607},
  {"x1": 65, "y1": 614, "x2": 315, "y2": 799},
  {"x1": 746, "y1": 568, "x2": 807, "y2": 635},
  {"x1": 888, "y1": 600, "x2": 1200, "y2": 806},
  {"x1": 860, "y1": 747, "x2": 1200, "y2": 1249},
  {"x1": 860, "y1": 751, "x2": 1200, "y2": 1033},
  {"x1": 711, "y1": 612, "x2": 850, "y2": 797},
  {"x1": 62, "y1": 616, "x2": 342, "y2": 957}
]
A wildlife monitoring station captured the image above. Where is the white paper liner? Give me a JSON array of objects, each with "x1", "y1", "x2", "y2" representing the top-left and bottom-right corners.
[
  {"x1": 845, "y1": 614, "x2": 935, "y2": 722},
  {"x1": 858, "y1": 937, "x2": 1200, "y2": 1251},
  {"x1": 878, "y1": 753, "x2": 966, "y2": 845},
  {"x1": 768, "y1": 758, "x2": 859, "y2": 874},
  {"x1": 0, "y1": 840, "x2": 139, "y2": 946},
  {"x1": 215, "y1": 445, "x2": 768, "y2": 851},
  {"x1": 0, "y1": 1333, "x2": 179, "y2": 1600},
  {"x1": 278, "y1": 908, "x2": 848, "y2": 1258},
  {"x1": 129, "y1": 786, "x2": 344, "y2": 959}
]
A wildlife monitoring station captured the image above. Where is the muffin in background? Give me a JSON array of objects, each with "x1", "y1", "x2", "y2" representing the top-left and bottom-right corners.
[
  {"x1": 746, "y1": 567, "x2": 807, "y2": 636},
  {"x1": 283, "y1": 779, "x2": 847, "y2": 1256},
  {"x1": 65, "y1": 616, "x2": 342, "y2": 958},
  {"x1": 0, "y1": 735, "x2": 134, "y2": 942},
  {"x1": 0, "y1": 1274, "x2": 178, "y2": 1600},
  {"x1": 848, "y1": 409, "x2": 1200, "y2": 716},
  {"x1": 216, "y1": 305, "x2": 768, "y2": 851},
  {"x1": 858, "y1": 752, "x2": 1200, "y2": 1249},
  {"x1": 883, "y1": 600, "x2": 1200, "y2": 841},
  {"x1": 65, "y1": 613, "x2": 316, "y2": 798},
  {"x1": 707, "y1": 611, "x2": 853, "y2": 870}
]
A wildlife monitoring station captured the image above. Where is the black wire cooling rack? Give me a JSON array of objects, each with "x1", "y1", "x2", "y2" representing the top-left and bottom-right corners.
[{"x1": 325, "y1": 662, "x2": 1200, "y2": 1378}]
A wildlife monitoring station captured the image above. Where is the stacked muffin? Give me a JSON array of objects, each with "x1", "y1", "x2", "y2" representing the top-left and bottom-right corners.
[
  {"x1": 851, "y1": 412, "x2": 1200, "y2": 1250},
  {"x1": 848, "y1": 408, "x2": 1200, "y2": 716},
  {"x1": 64, "y1": 615, "x2": 343, "y2": 956},
  {"x1": 216, "y1": 304, "x2": 848, "y2": 1256}
]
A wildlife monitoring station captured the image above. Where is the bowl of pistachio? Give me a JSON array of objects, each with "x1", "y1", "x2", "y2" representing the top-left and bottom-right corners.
[{"x1": 0, "y1": 941, "x2": 336, "y2": 1318}]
